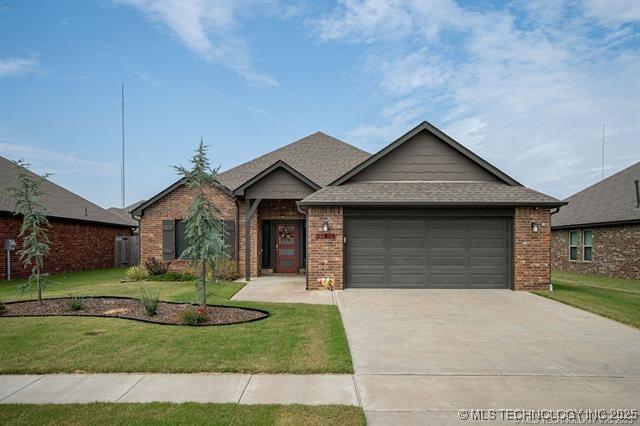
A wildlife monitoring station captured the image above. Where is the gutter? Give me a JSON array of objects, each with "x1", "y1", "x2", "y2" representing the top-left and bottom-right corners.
[
  {"x1": 296, "y1": 202, "x2": 309, "y2": 291},
  {"x1": 298, "y1": 201, "x2": 568, "y2": 208}
]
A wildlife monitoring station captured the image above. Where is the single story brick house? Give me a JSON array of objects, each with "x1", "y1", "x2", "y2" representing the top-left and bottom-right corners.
[
  {"x1": 551, "y1": 162, "x2": 640, "y2": 279},
  {"x1": 133, "y1": 121, "x2": 564, "y2": 290},
  {"x1": 0, "y1": 156, "x2": 136, "y2": 280}
]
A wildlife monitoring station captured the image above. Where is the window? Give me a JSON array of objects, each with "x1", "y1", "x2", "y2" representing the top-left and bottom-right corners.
[
  {"x1": 583, "y1": 230, "x2": 592, "y2": 261},
  {"x1": 569, "y1": 230, "x2": 578, "y2": 261},
  {"x1": 175, "y1": 220, "x2": 189, "y2": 259}
]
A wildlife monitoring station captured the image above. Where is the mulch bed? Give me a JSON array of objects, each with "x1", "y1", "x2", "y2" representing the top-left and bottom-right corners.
[{"x1": 0, "y1": 297, "x2": 268, "y2": 326}]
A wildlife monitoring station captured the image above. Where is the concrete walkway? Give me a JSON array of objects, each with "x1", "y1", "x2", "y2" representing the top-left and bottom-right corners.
[
  {"x1": 0, "y1": 374, "x2": 358, "y2": 405},
  {"x1": 232, "y1": 275, "x2": 335, "y2": 305}
]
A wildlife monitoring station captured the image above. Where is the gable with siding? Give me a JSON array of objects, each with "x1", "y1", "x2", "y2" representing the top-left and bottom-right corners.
[
  {"x1": 346, "y1": 129, "x2": 500, "y2": 183},
  {"x1": 244, "y1": 168, "x2": 317, "y2": 199}
]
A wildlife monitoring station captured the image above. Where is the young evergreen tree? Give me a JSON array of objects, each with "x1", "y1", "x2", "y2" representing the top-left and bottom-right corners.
[
  {"x1": 7, "y1": 160, "x2": 51, "y2": 303},
  {"x1": 174, "y1": 141, "x2": 225, "y2": 307}
]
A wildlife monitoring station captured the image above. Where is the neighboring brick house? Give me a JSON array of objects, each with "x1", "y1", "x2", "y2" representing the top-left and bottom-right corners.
[
  {"x1": 0, "y1": 156, "x2": 136, "y2": 280},
  {"x1": 551, "y1": 162, "x2": 640, "y2": 279},
  {"x1": 134, "y1": 122, "x2": 564, "y2": 290}
]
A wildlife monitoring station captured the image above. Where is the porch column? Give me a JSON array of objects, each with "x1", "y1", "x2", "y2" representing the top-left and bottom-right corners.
[{"x1": 244, "y1": 198, "x2": 261, "y2": 280}]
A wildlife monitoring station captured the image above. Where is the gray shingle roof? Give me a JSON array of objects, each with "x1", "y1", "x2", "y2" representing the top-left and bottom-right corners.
[
  {"x1": 107, "y1": 200, "x2": 144, "y2": 227},
  {"x1": 551, "y1": 162, "x2": 640, "y2": 228},
  {"x1": 299, "y1": 181, "x2": 564, "y2": 206},
  {"x1": 0, "y1": 156, "x2": 134, "y2": 227},
  {"x1": 216, "y1": 131, "x2": 370, "y2": 190}
]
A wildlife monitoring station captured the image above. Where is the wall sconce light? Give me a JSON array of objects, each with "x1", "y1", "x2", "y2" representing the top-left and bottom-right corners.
[
  {"x1": 322, "y1": 221, "x2": 329, "y2": 233},
  {"x1": 531, "y1": 222, "x2": 540, "y2": 233}
]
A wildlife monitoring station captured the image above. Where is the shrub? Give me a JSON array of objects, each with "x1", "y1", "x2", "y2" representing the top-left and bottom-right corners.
[
  {"x1": 144, "y1": 257, "x2": 169, "y2": 275},
  {"x1": 213, "y1": 259, "x2": 240, "y2": 281},
  {"x1": 67, "y1": 295, "x2": 85, "y2": 311},
  {"x1": 139, "y1": 288, "x2": 160, "y2": 316},
  {"x1": 148, "y1": 271, "x2": 196, "y2": 282},
  {"x1": 180, "y1": 307, "x2": 208, "y2": 325},
  {"x1": 125, "y1": 266, "x2": 148, "y2": 282}
]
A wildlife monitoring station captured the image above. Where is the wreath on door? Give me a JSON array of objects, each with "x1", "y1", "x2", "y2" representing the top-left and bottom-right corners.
[{"x1": 279, "y1": 225, "x2": 293, "y2": 242}]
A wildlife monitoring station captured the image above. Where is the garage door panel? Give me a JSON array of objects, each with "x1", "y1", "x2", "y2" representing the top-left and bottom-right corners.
[
  {"x1": 389, "y1": 255, "x2": 425, "y2": 266},
  {"x1": 388, "y1": 275, "x2": 424, "y2": 287},
  {"x1": 431, "y1": 256, "x2": 465, "y2": 267},
  {"x1": 346, "y1": 216, "x2": 510, "y2": 289},
  {"x1": 430, "y1": 274, "x2": 466, "y2": 286},
  {"x1": 470, "y1": 256, "x2": 505, "y2": 266},
  {"x1": 431, "y1": 238, "x2": 466, "y2": 249},
  {"x1": 470, "y1": 238, "x2": 506, "y2": 249}
]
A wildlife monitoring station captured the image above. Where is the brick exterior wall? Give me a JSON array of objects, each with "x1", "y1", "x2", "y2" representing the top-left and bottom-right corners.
[
  {"x1": 306, "y1": 206, "x2": 344, "y2": 290},
  {"x1": 0, "y1": 214, "x2": 132, "y2": 280},
  {"x1": 551, "y1": 223, "x2": 640, "y2": 279},
  {"x1": 513, "y1": 207, "x2": 551, "y2": 291},
  {"x1": 139, "y1": 184, "x2": 243, "y2": 274}
]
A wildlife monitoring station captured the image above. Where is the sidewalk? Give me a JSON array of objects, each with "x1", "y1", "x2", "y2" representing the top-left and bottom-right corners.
[{"x1": 0, "y1": 374, "x2": 358, "y2": 405}]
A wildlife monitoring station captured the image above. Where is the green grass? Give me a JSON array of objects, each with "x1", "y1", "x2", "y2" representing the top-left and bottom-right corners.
[
  {"x1": 0, "y1": 403, "x2": 366, "y2": 426},
  {"x1": 0, "y1": 268, "x2": 243, "y2": 304},
  {"x1": 0, "y1": 268, "x2": 352, "y2": 374},
  {"x1": 533, "y1": 271, "x2": 640, "y2": 329}
]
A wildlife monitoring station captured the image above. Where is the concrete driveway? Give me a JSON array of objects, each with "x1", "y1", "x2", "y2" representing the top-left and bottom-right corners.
[{"x1": 336, "y1": 290, "x2": 640, "y2": 425}]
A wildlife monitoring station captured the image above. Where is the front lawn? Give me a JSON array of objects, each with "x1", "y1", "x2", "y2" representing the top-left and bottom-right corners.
[
  {"x1": 0, "y1": 403, "x2": 366, "y2": 426},
  {"x1": 0, "y1": 268, "x2": 352, "y2": 374},
  {"x1": 533, "y1": 271, "x2": 640, "y2": 329}
]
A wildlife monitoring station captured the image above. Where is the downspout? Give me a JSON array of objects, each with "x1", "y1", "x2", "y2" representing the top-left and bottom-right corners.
[
  {"x1": 131, "y1": 212, "x2": 142, "y2": 266},
  {"x1": 297, "y1": 202, "x2": 309, "y2": 290},
  {"x1": 235, "y1": 199, "x2": 240, "y2": 263},
  {"x1": 548, "y1": 206, "x2": 561, "y2": 291}
]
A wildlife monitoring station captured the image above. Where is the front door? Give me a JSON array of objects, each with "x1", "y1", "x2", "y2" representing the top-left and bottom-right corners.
[{"x1": 275, "y1": 222, "x2": 298, "y2": 273}]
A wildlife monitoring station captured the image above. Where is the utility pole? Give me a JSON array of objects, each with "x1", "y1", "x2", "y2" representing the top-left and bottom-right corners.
[
  {"x1": 601, "y1": 124, "x2": 605, "y2": 181},
  {"x1": 121, "y1": 80, "x2": 125, "y2": 208}
]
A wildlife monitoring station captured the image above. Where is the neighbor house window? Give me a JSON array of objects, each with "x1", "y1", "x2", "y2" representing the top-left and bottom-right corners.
[
  {"x1": 583, "y1": 230, "x2": 592, "y2": 261},
  {"x1": 569, "y1": 230, "x2": 578, "y2": 261}
]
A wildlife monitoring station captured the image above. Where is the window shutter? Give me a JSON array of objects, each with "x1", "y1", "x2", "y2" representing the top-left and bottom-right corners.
[
  {"x1": 223, "y1": 220, "x2": 236, "y2": 260},
  {"x1": 162, "y1": 220, "x2": 175, "y2": 260}
]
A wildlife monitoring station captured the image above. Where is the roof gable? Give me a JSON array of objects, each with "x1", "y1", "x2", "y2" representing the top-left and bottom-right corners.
[
  {"x1": 233, "y1": 160, "x2": 320, "y2": 198},
  {"x1": 331, "y1": 122, "x2": 520, "y2": 186},
  {"x1": 552, "y1": 161, "x2": 640, "y2": 228}
]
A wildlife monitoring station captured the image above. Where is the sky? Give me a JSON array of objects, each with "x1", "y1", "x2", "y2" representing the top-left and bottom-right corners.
[{"x1": 1, "y1": 0, "x2": 638, "y2": 209}]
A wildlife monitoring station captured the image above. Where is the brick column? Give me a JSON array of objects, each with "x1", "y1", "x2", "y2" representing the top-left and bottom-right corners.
[
  {"x1": 514, "y1": 207, "x2": 551, "y2": 290},
  {"x1": 307, "y1": 206, "x2": 344, "y2": 290},
  {"x1": 238, "y1": 199, "x2": 259, "y2": 279}
]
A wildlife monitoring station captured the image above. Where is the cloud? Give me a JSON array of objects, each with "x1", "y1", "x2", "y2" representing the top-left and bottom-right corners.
[
  {"x1": 582, "y1": 0, "x2": 640, "y2": 28},
  {"x1": 0, "y1": 56, "x2": 37, "y2": 77},
  {"x1": 314, "y1": 0, "x2": 640, "y2": 199},
  {"x1": 117, "y1": 0, "x2": 278, "y2": 86},
  {"x1": 0, "y1": 139, "x2": 119, "y2": 176}
]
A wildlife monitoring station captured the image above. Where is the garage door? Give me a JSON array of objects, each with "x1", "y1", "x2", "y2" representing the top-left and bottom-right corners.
[{"x1": 345, "y1": 216, "x2": 511, "y2": 289}]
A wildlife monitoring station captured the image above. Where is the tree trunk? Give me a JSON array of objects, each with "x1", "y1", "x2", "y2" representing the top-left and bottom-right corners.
[
  {"x1": 200, "y1": 262, "x2": 207, "y2": 307},
  {"x1": 36, "y1": 263, "x2": 42, "y2": 304}
]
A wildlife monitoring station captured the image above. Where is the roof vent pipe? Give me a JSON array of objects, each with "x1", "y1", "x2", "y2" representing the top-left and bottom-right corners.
[{"x1": 635, "y1": 180, "x2": 639, "y2": 209}]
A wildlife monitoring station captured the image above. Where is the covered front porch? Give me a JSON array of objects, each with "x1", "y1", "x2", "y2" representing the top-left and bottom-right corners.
[
  {"x1": 245, "y1": 199, "x2": 308, "y2": 277},
  {"x1": 234, "y1": 160, "x2": 320, "y2": 281}
]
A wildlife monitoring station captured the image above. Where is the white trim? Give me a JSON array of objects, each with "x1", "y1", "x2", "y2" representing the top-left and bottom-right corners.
[
  {"x1": 568, "y1": 229, "x2": 579, "y2": 261},
  {"x1": 582, "y1": 229, "x2": 593, "y2": 262}
]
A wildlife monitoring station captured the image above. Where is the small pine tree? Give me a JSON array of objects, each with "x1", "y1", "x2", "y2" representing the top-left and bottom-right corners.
[
  {"x1": 174, "y1": 141, "x2": 225, "y2": 307},
  {"x1": 6, "y1": 160, "x2": 51, "y2": 303}
]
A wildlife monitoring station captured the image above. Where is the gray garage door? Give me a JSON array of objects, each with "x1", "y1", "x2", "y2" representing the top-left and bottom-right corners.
[{"x1": 345, "y1": 216, "x2": 511, "y2": 289}]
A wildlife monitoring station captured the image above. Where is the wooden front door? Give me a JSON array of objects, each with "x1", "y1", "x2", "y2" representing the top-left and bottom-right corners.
[{"x1": 275, "y1": 223, "x2": 298, "y2": 273}]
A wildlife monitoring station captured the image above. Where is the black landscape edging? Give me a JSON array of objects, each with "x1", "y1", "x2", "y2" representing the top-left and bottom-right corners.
[{"x1": 0, "y1": 296, "x2": 270, "y2": 327}]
